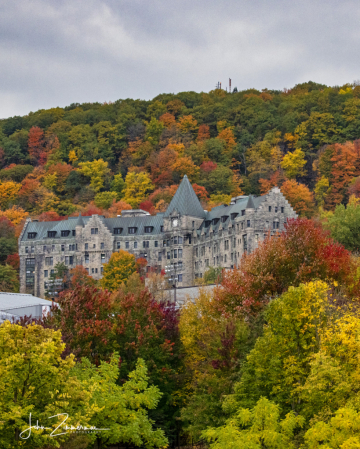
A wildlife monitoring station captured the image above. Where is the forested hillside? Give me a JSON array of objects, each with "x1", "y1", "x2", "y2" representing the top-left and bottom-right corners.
[{"x1": 1, "y1": 80, "x2": 360, "y2": 228}]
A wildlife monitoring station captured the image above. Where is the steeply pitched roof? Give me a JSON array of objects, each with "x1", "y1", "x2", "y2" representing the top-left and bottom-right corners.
[
  {"x1": 164, "y1": 175, "x2": 206, "y2": 218},
  {"x1": 246, "y1": 195, "x2": 255, "y2": 209}
]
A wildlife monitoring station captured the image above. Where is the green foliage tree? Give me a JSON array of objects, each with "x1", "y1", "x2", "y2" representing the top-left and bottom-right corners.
[
  {"x1": 202, "y1": 397, "x2": 304, "y2": 449},
  {"x1": 94, "y1": 191, "x2": 117, "y2": 209},
  {"x1": 0, "y1": 264, "x2": 19, "y2": 292}
]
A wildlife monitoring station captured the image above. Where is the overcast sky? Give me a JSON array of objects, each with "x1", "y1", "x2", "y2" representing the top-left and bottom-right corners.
[{"x1": 0, "y1": 0, "x2": 359, "y2": 118}]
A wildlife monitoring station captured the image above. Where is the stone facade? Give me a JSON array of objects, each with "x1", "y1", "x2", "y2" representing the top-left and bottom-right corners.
[{"x1": 19, "y1": 176, "x2": 297, "y2": 298}]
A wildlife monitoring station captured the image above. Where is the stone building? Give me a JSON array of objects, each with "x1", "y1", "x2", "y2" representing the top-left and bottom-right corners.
[{"x1": 19, "y1": 175, "x2": 297, "y2": 298}]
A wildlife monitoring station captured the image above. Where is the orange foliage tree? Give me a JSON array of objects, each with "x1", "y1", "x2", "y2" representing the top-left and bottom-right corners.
[
  {"x1": 171, "y1": 156, "x2": 199, "y2": 183},
  {"x1": 28, "y1": 126, "x2": 46, "y2": 165},
  {"x1": 197, "y1": 124, "x2": 210, "y2": 142},
  {"x1": 159, "y1": 113, "x2": 176, "y2": 128},
  {"x1": 326, "y1": 141, "x2": 360, "y2": 208},
  {"x1": 149, "y1": 147, "x2": 178, "y2": 187},
  {"x1": 107, "y1": 199, "x2": 132, "y2": 217},
  {"x1": 192, "y1": 183, "x2": 209, "y2": 201},
  {"x1": 281, "y1": 179, "x2": 315, "y2": 217}
]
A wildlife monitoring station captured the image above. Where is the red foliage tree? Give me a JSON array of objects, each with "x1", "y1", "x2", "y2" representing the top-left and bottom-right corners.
[
  {"x1": 139, "y1": 200, "x2": 155, "y2": 215},
  {"x1": 54, "y1": 285, "x2": 114, "y2": 363},
  {"x1": 135, "y1": 257, "x2": 148, "y2": 278},
  {"x1": 28, "y1": 126, "x2": 46, "y2": 165},
  {"x1": 6, "y1": 253, "x2": 20, "y2": 270},
  {"x1": 200, "y1": 161, "x2": 217, "y2": 173},
  {"x1": 149, "y1": 147, "x2": 177, "y2": 187},
  {"x1": 68, "y1": 265, "x2": 98, "y2": 289},
  {"x1": 38, "y1": 211, "x2": 66, "y2": 222},
  {"x1": 0, "y1": 216, "x2": 15, "y2": 238},
  {"x1": 80, "y1": 204, "x2": 103, "y2": 216},
  {"x1": 216, "y1": 218, "x2": 358, "y2": 316}
]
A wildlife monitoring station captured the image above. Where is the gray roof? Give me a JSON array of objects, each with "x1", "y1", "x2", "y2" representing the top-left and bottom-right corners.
[
  {"x1": 164, "y1": 175, "x2": 206, "y2": 218},
  {"x1": 0, "y1": 293, "x2": 51, "y2": 311}
]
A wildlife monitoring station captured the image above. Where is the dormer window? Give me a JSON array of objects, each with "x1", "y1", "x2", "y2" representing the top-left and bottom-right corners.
[
  {"x1": 91, "y1": 228, "x2": 98, "y2": 235},
  {"x1": 128, "y1": 227, "x2": 137, "y2": 234},
  {"x1": 27, "y1": 232, "x2": 37, "y2": 239},
  {"x1": 61, "y1": 230, "x2": 70, "y2": 237},
  {"x1": 212, "y1": 218, "x2": 219, "y2": 225},
  {"x1": 205, "y1": 220, "x2": 211, "y2": 227},
  {"x1": 160, "y1": 226, "x2": 164, "y2": 232},
  {"x1": 231, "y1": 213, "x2": 238, "y2": 220},
  {"x1": 47, "y1": 231, "x2": 57, "y2": 238},
  {"x1": 221, "y1": 215, "x2": 229, "y2": 223},
  {"x1": 144, "y1": 226, "x2": 153, "y2": 233},
  {"x1": 241, "y1": 210, "x2": 245, "y2": 216},
  {"x1": 114, "y1": 227, "x2": 123, "y2": 234}
]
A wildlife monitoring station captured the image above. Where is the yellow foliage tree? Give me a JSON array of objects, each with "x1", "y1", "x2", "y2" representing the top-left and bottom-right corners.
[
  {"x1": 314, "y1": 176, "x2": 330, "y2": 207},
  {"x1": 177, "y1": 115, "x2": 198, "y2": 133},
  {"x1": 78, "y1": 159, "x2": 110, "y2": 192},
  {"x1": 68, "y1": 149, "x2": 78, "y2": 164},
  {"x1": 280, "y1": 148, "x2": 307, "y2": 179},
  {"x1": 0, "y1": 206, "x2": 28, "y2": 226},
  {"x1": 0, "y1": 181, "x2": 21, "y2": 210},
  {"x1": 100, "y1": 250, "x2": 137, "y2": 291},
  {"x1": 122, "y1": 171, "x2": 154, "y2": 208}
]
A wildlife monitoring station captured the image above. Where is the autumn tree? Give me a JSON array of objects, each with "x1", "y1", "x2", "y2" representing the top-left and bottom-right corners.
[
  {"x1": 78, "y1": 158, "x2": 111, "y2": 192},
  {"x1": 28, "y1": 126, "x2": 46, "y2": 165},
  {"x1": 216, "y1": 218, "x2": 357, "y2": 316},
  {"x1": 281, "y1": 179, "x2": 315, "y2": 217},
  {"x1": 280, "y1": 148, "x2": 307, "y2": 179},
  {"x1": 101, "y1": 250, "x2": 137, "y2": 291},
  {"x1": 122, "y1": 171, "x2": 154, "y2": 208},
  {"x1": 0, "y1": 180, "x2": 21, "y2": 210}
]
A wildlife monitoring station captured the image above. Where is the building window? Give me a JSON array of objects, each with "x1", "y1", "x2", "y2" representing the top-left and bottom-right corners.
[
  {"x1": 47, "y1": 231, "x2": 57, "y2": 238},
  {"x1": 26, "y1": 258, "x2": 35, "y2": 265},
  {"x1": 126, "y1": 241, "x2": 129, "y2": 249},
  {"x1": 61, "y1": 230, "x2": 70, "y2": 237},
  {"x1": 241, "y1": 210, "x2": 245, "y2": 216},
  {"x1": 72, "y1": 230, "x2": 76, "y2": 236},
  {"x1": 61, "y1": 245, "x2": 65, "y2": 251},
  {"x1": 85, "y1": 253, "x2": 89, "y2": 263},
  {"x1": 31, "y1": 246, "x2": 34, "y2": 252},
  {"x1": 155, "y1": 241, "x2": 158, "y2": 247},
  {"x1": 65, "y1": 256, "x2": 73, "y2": 265},
  {"x1": 25, "y1": 247, "x2": 28, "y2": 253},
  {"x1": 128, "y1": 227, "x2": 137, "y2": 234},
  {"x1": 101, "y1": 254, "x2": 105, "y2": 262},
  {"x1": 28, "y1": 232, "x2": 37, "y2": 239},
  {"x1": 143, "y1": 241, "x2": 149, "y2": 248},
  {"x1": 50, "y1": 269, "x2": 54, "y2": 275},
  {"x1": 93, "y1": 244, "x2": 96, "y2": 249},
  {"x1": 179, "y1": 236, "x2": 183, "y2": 244},
  {"x1": 281, "y1": 207, "x2": 284, "y2": 213},
  {"x1": 275, "y1": 206, "x2": 278, "y2": 213},
  {"x1": 101, "y1": 242, "x2": 104, "y2": 249},
  {"x1": 178, "y1": 248, "x2": 183, "y2": 258},
  {"x1": 144, "y1": 226, "x2": 153, "y2": 233},
  {"x1": 243, "y1": 235, "x2": 248, "y2": 251},
  {"x1": 91, "y1": 228, "x2": 98, "y2": 235},
  {"x1": 174, "y1": 249, "x2": 178, "y2": 258},
  {"x1": 44, "y1": 270, "x2": 48, "y2": 278},
  {"x1": 114, "y1": 228, "x2": 123, "y2": 234},
  {"x1": 273, "y1": 221, "x2": 279, "y2": 229},
  {"x1": 167, "y1": 251, "x2": 171, "y2": 259},
  {"x1": 178, "y1": 274, "x2": 183, "y2": 282},
  {"x1": 45, "y1": 257, "x2": 53, "y2": 266},
  {"x1": 134, "y1": 241, "x2": 138, "y2": 249},
  {"x1": 158, "y1": 252, "x2": 162, "y2": 261},
  {"x1": 117, "y1": 242, "x2": 120, "y2": 249},
  {"x1": 225, "y1": 254, "x2": 227, "y2": 263},
  {"x1": 160, "y1": 226, "x2": 164, "y2": 232},
  {"x1": 192, "y1": 221, "x2": 195, "y2": 228},
  {"x1": 52, "y1": 245, "x2": 55, "y2": 251},
  {"x1": 247, "y1": 220, "x2": 251, "y2": 227},
  {"x1": 92, "y1": 268, "x2": 94, "y2": 274},
  {"x1": 43, "y1": 245, "x2": 47, "y2": 251},
  {"x1": 85, "y1": 243, "x2": 88, "y2": 250},
  {"x1": 101, "y1": 266, "x2": 103, "y2": 273},
  {"x1": 269, "y1": 206, "x2": 272, "y2": 212},
  {"x1": 225, "y1": 240, "x2": 229, "y2": 250},
  {"x1": 163, "y1": 240, "x2": 167, "y2": 247},
  {"x1": 174, "y1": 236, "x2": 178, "y2": 244}
]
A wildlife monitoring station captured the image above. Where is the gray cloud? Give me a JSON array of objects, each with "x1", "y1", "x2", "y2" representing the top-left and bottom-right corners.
[{"x1": 0, "y1": 0, "x2": 359, "y2": 117}]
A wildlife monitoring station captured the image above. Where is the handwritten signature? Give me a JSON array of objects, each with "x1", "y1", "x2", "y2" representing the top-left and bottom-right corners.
[{"x1": 19, "y1": 413, "x2": 110, "y2": 439}]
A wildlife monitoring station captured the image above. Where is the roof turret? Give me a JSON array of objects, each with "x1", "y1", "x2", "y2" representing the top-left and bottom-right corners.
[{"x1": 164, "y1": 175, "x2": 206, "y2": 218}]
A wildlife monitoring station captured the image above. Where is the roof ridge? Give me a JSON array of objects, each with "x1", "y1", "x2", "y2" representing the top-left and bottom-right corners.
[{"x1": 164, "y1": 175, "x2": 206, "y2": 218}]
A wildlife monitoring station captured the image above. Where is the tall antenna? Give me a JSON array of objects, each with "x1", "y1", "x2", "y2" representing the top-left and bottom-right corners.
[
  {"x1": 229, "y1": 78, "x2": 231, "y2": 93},
  {"x1": 220, "y1": 82, "x2": 222, "y2": 90}
]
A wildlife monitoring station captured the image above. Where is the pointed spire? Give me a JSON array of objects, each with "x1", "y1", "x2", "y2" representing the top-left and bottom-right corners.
[
  {"x1": 74, "y1": 213, "x2": 84, "y2": 227},
  {"x1": 246, "y1": 195, "x2": 255, "y2": 209},
  {"x1": 164, "y1": 175, "x2": 206, "y2": 218}
]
